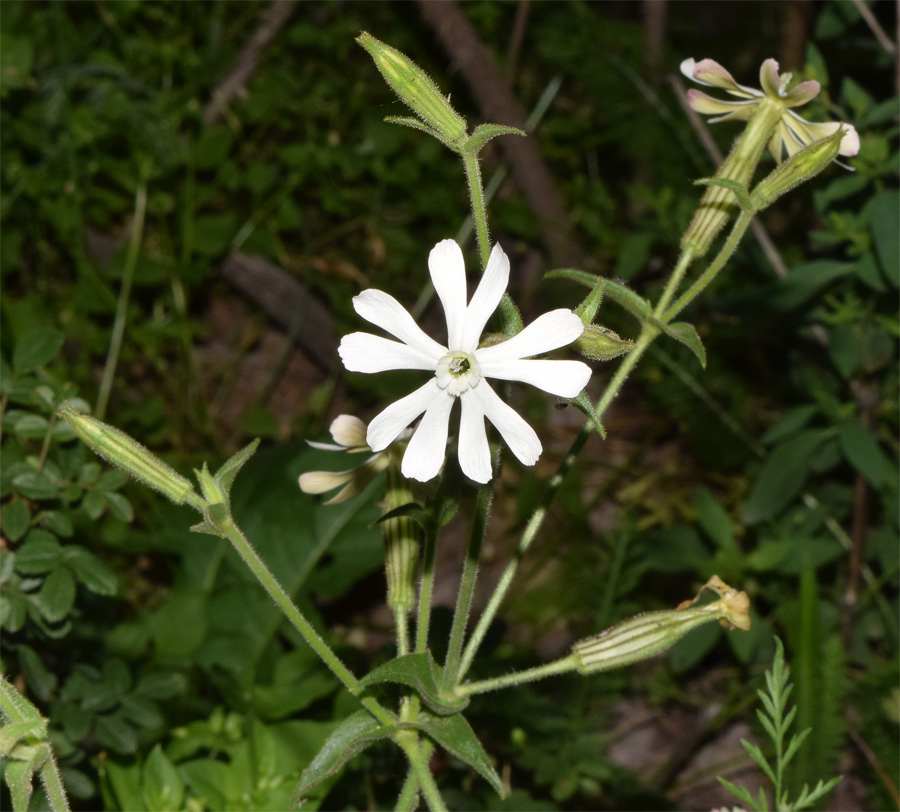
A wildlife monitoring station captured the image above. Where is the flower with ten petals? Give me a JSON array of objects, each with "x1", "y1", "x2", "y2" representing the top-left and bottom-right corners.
[
  {"x1": 338, "y1": 239, "x2": 592, "y2": 484},
  {"x1": 680, "y1": 57, "x2": 859, "y2": 164}
]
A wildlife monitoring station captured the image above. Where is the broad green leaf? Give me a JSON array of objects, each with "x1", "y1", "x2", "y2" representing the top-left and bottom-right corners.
[
  {"x1": 142, "y1": 744, "x2": 185, "y2": 812},
  {"x1": 359, "y1": 652, "x2": 468, "y2": 715},
  {"x1": 12, "y1": 470, "x2": 59, "y2": 500},
  {"x1": 134, "y1": 671, "x2": 188, "y2": 700},
  {"x1": 38, "y1": 565, "x2": 76, "y2": 622},
  {"x1": 0, "y1": 551, "x2": 14, "y2": 583},
  {"x1": 15, "y1": 532, "x2": 63, "y2": 574},
  {"x1": 64, "y1": 548, "x2": 117, "y2": 595},
  {"x1": 2, "y1": 500, "x2": 31, "y2": 542},
  {"x1": 95, "y1": 709, "x2": 139, "y2": 753},
  {"x1": 41, "y1": 510, "x2": 73, "y2": 538},
  {"x1": 0, "y1": 592, "x2": 27, "y2": 632},
  {"x1": 17, "y1": 644, "x2": 58, "y2": 702},
  {"x1": 97, "y1": 470, "x2": 128, "y2": 491},
  {"x1": 105, "y1": 492, "x2": 135, "y2": 523},
  {"x1": 870, "y1": 190, "x2": 899, "y2": 286},
  {"x1": 769, "y1": 261, "x2": 852, "y2": 312},
  {"x1": 11, "y1": 414, "x2": 49, "y2": 440},
  {"x1": 12, "y1": 328, "x2": 65, "y2": 374},
  {"x1": 661, "y1": 321, "x2": 706, "y2": 367},
  {"x1": 840, "y1": 418, "x2": 893, "y2": 489},
  {"x1": 408, "y1": 711, "x2": 505, "y2": 797},
  {"x1": 81, "y1": 489, "x2": 107, "y2": 520},
  {"x1": 742, "y1": 430, "x2": 826, "y2": 524},
  {"x1": 761, "y1": 404, "x2": 819, "y2": 445},
  {"x1": 101, "y1": 754, "x2": 147, "y2": 812},
  {"x1": 292, "y1": 710, "x2": 393, "y2": 800}
]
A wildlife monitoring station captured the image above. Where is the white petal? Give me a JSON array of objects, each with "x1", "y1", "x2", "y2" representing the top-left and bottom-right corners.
[
  {"x1": 474, "y1": 382, "x2": 541, "y2": 467},
  {"x1": 458, "y1": 391, "x2": 492, "y2": 483},
  {"x1": 429, "y1": 239, "x2": 468, "y2": 351},
  {"x1": 329, "y1": 414, "x2": 369, "y2": 448},
  {"x1": 475, "y1": 310, "x2": 585, "y2": 364},
  {"x1": 352, "y1": 289, "x2": 446, "y2": 359},
  {"x1": 480, "y1": 359, "x2": 591, "y2": 398},
  {"x1": 299, "y1": 469, "x2": 356, "y2": 494},
  {"x1": 306, "y1": 440, "x2": 345, "y2": 451},
  {"x1": 401, "y1": 389, "x2": 455, "y2": 482},
  {"x1": 460, "y1": 243, "x2": 509, "y2": 353},
  {"x1": 339, "y1": 332, "x2": 438, "y2": 374},
  {"x1": 367, "y1": 379, "x2": 441, "y2": 452}
]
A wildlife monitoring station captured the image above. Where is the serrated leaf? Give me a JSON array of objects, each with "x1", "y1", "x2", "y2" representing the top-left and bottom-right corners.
[
  {"x1": 13, "y1": 328, "x2": 65, "y2": 374},
  {"x1": 41, "y1": 510, "x2": 73, "y2": 538},
  {"x1": 15, "y1": 533, "x2": 63, "y2": 574},
  {"x1": 408, "y1": 711, "x2": 505, "y2": 797},
  {"x1": 1, "y1": 592, "x2": 27, "y2": 631},
  {"x1": 292, "y1": 710, "x2": 392, "y2": 801},
  {"x1": 660, "y1": 321, "x2": 706, "y2": 367},
  {"x1": 64, "y1": 547, "x2": 117, "y2": 595},
  {"x1": 38, "y1": 565, "x2": 76, "y2": 622},
  {"x1": 359, "y1": 653, "x2": 469, "y2": 715}
]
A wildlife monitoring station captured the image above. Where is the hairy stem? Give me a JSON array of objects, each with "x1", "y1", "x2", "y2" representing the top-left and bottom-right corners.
[
  {"x1": 457, "y1": 654, "x2": 578, "y2": 697},
  {"x1": 397, "y1": 733, "x2": 447, "y2": 812}
]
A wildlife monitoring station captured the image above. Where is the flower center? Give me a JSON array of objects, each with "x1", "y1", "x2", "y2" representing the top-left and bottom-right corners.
[{"x1": 435, "y1": 351, "x2": 481, "y2": 397}]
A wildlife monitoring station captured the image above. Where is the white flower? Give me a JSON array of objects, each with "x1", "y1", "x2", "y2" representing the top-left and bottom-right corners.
[
  {"x1": 299, "y1": 414, "x2": 392, "y2": 504},
  {"x1": 680, "y1": 57, "x2": 859, "y2": 164},
  {"x1": 339, "y1": 240, "x2": 592, "y2": 484}
]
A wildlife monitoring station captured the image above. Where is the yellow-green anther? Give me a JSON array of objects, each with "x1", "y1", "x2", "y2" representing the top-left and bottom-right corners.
[
  {"x1": 58, "y1": 404, "x2": 193, "y2": 505},
  {"x1": 357, "y1": 32, "x2": 467, "y2": 146},
  {"x1": 572, "y1": 576, "x2": 750, "y2": 675},
  {"x1": 750, "y1": 128, "x2": 844, "y2": 209},
  {"x1": 382, "y1": 462, "x2": 421, "y2": 614},
  {"x1": 574, "y1": 324, "x2": 634, "y2": 362},
  {"x1": 196, "y1": 463, "x2": 226, "y2": 505},
  {"x1": 682, "y1": 100, "x2": 784, "y2": 257}
]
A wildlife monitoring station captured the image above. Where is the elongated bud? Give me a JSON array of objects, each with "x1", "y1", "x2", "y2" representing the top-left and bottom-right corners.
[
  {"x1": 682, "y1": 100, "x2": 784, "y2": 257},
  {"x1": 59, "y1": 404, "x2": 194, "y2": 505},
  {"x1": 383, "y1": 463, "x2": 421, "y2": 614},
  {"x1": 195, "y1": 463, "x2": 226, "y2": 506},
  {"x1": 750, "y1": 129, "x2": 844, "y2": 209},
  {"x1": 572, "y1": 576, "x2": 750, "y2": 675},
  {"x1": 574, "y1": 324, "x2": 634, "y2": 361},
  {"x1": 357, "y1": 32, "x2": 467, "y2": 146}
]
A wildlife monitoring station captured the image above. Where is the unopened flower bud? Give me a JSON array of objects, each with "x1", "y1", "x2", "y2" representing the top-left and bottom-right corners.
[
  {"x1": 750, "y1": 128, "x2": 844, "y2": 209},
  {"x1": 196, "y1": 463, "x2": 226, "y2": 506},
  {"x1": 574, "y1": 324, "x2": 634, "y2": 361},
  {"x1": 357, "y1": 32, "x2": 467, "y2": 146},
  {"x1": 572, "y1": 576, "x2": 750, "y2": 675},
  {"x1": 59, "y1": 403, "x2": 193, "y2": 505}
]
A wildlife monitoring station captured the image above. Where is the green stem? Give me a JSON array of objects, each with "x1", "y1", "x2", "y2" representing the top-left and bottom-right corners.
[
  {"x1": 652, "y1": 249, "x2": 694, "y2": 318},
  {"x1": 398, "y1": 733, "x2": 447, "y2": 812},
  {"x1": 395, "y1": 609, "x2": 410, "y2": 657},
  {"x1": 95, "y1": 173, "x2": 149, "y2": 421},
  {"x1": 395, "y1": 770, "x2": 420, "y2": 812},
  {"x1": 39, "y1": 746, "x2": 70, "y2": 812},
  {"x1": 442, "y1": 484, "x2": 492, "y2": 689},
  {"x1": 663, "y1": 209, "x2": 755, "y2": 323},
  {"x1": 211, "y1": 511, "x2": 394, "y2": 726},
  {"x1": 462, "y1": 149, "x2": 491, "y2": 270},
  {"x1": 415, "y1": 527, "x2": 438, "y2": 653},
  {"x1": 457, "y1": 654, "x2": 578, "y2": 697}
]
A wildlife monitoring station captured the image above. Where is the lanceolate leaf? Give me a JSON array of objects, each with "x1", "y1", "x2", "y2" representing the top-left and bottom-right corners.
[
  {"x1": 546, "y1": 269, "x2": 651, "y2": 322},
  {"x1": 465, "y1": 123, "x2": 526, "y2": 155},
  {"x1": 659, "y1": 321, "x2": 707, "y2": 367},
  {"x1": 407, "y1": 711, "x2": 505, "y2": 798},
  {"x1": 292, "y1": 710, "x2": 392, "y2": 802},
  {"x1": 213, "y1": 438, "x2": 261, "y2": 500},
  {"x1": 359, "y1": 652, "x2": 469, "y2": 716},
  {"x1": 569, "y1": 390, "x2": 606, "y2": 438}
]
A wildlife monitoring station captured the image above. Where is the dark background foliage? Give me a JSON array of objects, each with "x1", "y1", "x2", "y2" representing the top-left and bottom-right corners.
[{"x1": 1, "y1": 1, "x2": 897, "y2": 810}]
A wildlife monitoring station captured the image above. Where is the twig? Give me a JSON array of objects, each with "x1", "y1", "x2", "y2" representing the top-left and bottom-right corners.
[
  {"x1": 504, "y1": 0, "x2": 531, "y2": 85},
  {"x1": 203, "y1": 0, "x2": 301, "y2": 125},
  {"x1": 847, "y1": 725, "x2": 900, "y2": 808},
  {"x1": 668, "y1": 74, "x2": 790, "y2": 279},
  {"x1": 850, "y1": 0, "x2": 898, "y2": 56}
]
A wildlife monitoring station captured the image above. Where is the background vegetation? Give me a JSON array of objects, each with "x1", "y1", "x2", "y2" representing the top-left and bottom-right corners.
[{"x1": 1, "y1": 1, "x2": 897, "y2": 809}]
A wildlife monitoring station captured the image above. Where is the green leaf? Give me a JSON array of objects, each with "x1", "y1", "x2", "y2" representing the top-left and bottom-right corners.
[
  {"x1": 15, "y1": 532, "x2": 63, "y2": 574},
  {"x1": 97, "y1": 470, "x2": 128, "y2": 491},
  {"x1": 12, "y1": 328, "x2": 65, "y2": 374},
  {"x1": 573, "y1": 273, "x2": 604, "y2": 324},
  {"x1": 41, "y1": 510, "x2": 73, "y2": 538},
  {"x1": 64, "y1": 548, "x2": 117, "y2": 596},
  {"x1": 37, "y1": 566, "x2": 76, "y2": 622},
  {"x1": 134, "y1": 671, "x2": 188, "y2": 700},
  {"x1": 761, "y1": 405, "x2": 819, "y2": 445},
  {"x1": 359, "y1": 653, "x2": 469, "y2": 716},
  {"x1": 408, "y1": 711, "x2": 505, "y2": 797},
  {"x1": 94, "y1": 709, "x2": 138, "y2": 753},
  {"x1": 870, "y1": 191, "x2": 899, "y2": 286},
  {"x1": 12, "y1": 470, "x2": 60, "y2": 500},
  {"x1": 465, "y1": 123, "x2": 525, "y2": 154},
  {"x1": 142, "y1": 744, "x2": 184, "y2": 812},
  {"x1": 568, "y1": 390, "x2": 606, "y2": 438},
  {"x1": 213, "y1": 438, "x2": 261, "y2": 500},
  {"x1": 4, "y1": 759, "x2": 36, "y2": 811},
  {"x1": 742, "y1": 430, "x2": 826, "y2": 524},
  {"x1": 694, "y1": 488, "x2": 733, "y2": 550},
  {"x1": 105, "y1": 492, "x2": 135, "y2": 523},
  {"x1": 17, "y1": 645, "x2": 58, "y2": 702},
  {"x1": 840, "y1": 418, "x2": 893, "y2": 489},
  {"x1": 81, "y1": 489, "x2": 106, "y2": 520},
  {"x1": 1, "y1": 592, "x2": 27, "y2": 632},
  {"x1": 2, "y1": 500, "x2": 31, "y2": 542},
  {"x1": 659, "y1": 321, "x2": 706, "y2": 367},
  {"x1": 11, "y1": 414, "x2": 49, "y2": 440},
  {"x1": 292, "y1": 710, "x2": 393, "y2": 801}
]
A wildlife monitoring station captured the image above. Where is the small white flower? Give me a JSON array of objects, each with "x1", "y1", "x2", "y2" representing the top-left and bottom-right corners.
[
  {"x1": 339, "y1": 240, "x2": 592, "y2": 484},
  {"x1": 680, "y1": 57, "x2": 859, "y2": 164},
  {"x1": 299, "y1": 414, "x2": 392, "y2": 504}
]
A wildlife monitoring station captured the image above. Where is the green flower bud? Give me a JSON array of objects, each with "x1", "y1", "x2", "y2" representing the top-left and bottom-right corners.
[
  {"x1": 574, "y1": 324, "x2": 634, "y2": 361},
  {"x1": 59, "y1": 404, "x2": 193, "y2": 505},
  {"x1": 195, "y1": 463, "x2": 226, "y2": 506},
  {"x1": 750, "y1": 128, "x2": 844, "y2": 209},
  {"x1": 572, "y1": 576, "x2": 750, "y2": 675},
  {"x1": 383, "y1": 462, "x2": 421, "y2": 614},
  {"x1": 357, "y1": 32, "x2": 467, "y2": 147}
]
